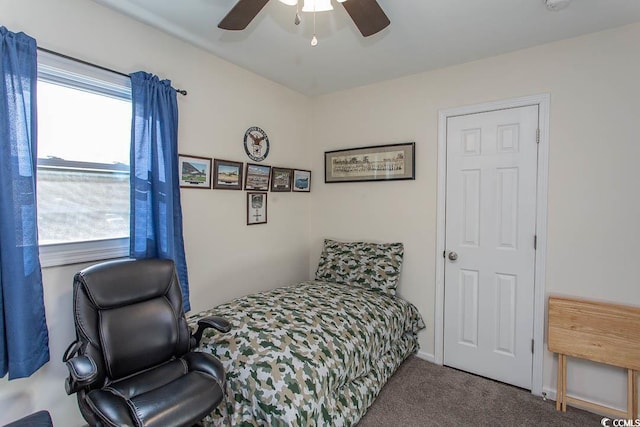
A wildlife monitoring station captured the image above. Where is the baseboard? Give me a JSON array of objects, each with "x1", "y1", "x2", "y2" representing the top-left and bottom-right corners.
[
  {"x1": 415, "y1": 351, "x2": 436, "y2": 363},
  {"x1": 541, "y1": 387, "x2": 627, "y2": 416}
]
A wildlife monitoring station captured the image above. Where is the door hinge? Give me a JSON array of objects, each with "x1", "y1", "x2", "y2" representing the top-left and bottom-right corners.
[
  {"x1": 534, "y1": 235, "x2": 537, "y2": 250},
  {"x1": 536, "y1": 128, "x2": 540, "y2": 144},
  {"x1": 531, "y1": 339, "x2": 535, "y2": 354}
]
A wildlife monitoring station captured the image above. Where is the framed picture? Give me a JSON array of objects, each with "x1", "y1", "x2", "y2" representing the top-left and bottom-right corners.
[
  {"x1": 245, "y1": 163, "x2": 271, "y2": 191},
  {"x1": 270, "y1": 167, "x2": 293, "y2": 192},
  {"x1": 292, "y1": 169, "x2": 311, "y2": 192},
  {"x1": 179, "y1": 154, "x2": 212, "y2": 189},
  {"x1": 324, "y1": 142, "x2": 415, "y2": 183},
  {"x1": 213, "y1": 159, "x2": 243, "y2": 190},
  {"x1": 247, "y1": 192, "x2": 267, "y2": 225}
]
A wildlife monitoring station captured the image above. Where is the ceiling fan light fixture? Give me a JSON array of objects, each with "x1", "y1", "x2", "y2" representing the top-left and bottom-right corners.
[
  {"x1": 219, "y1": 0, "x2": 390, "y2": 42},
  {"x1": 545, "y1": 0, "x2": 572, "y2": 11},
  {"x1": 302, "y1": 0, "x2": 333, "y2": 13}
]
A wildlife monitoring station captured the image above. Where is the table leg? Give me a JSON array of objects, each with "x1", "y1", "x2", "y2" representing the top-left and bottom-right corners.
[
  {"x1": 556, "y1": 354, "x2": 564, "y2": 411},
  {"x1": 629, "y1": 369, "x2": 638, "y2": 420},
  {"x1": 561, "y1": 354, "x2": 567, "y2": 412}
]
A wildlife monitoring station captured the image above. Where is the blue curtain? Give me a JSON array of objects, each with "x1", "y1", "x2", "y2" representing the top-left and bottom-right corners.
[
  {"x1": 129, "y1": 71, "x2": 190, "y2": 311},
  {"x1": 0, "y1": 27, "x2": 49, "y2": 379}
]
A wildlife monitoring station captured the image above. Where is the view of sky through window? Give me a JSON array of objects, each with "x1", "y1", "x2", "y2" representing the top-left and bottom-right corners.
[
  {"x1": 37, "y1": 81, "x2": 130, "y2": 165},
  {"x1": 36, "y1": 79, "x2": 131, "y2": 246}
]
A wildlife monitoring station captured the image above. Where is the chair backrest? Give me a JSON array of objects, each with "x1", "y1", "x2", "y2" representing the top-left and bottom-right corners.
[{"x1": 72, "y1": 258, "x2": 191, "y2": 387}]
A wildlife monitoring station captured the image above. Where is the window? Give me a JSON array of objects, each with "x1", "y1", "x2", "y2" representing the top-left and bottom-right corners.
[{"x1": 36, "y1": 52, "x2": 132, "y2": 267}]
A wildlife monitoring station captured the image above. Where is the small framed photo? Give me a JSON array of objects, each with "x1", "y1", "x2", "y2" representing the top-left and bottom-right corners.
[
  {"x1": 179, "y1": 155, "x2": 212, "y2": 189},
  {"x1": 213, "y1": 159, "x2": 243, "y2": 190},
  {"x1": 270, "y1": 167, "x2": 293, "y2": 192},
  {"x1": 292, "y1": 169, "x2": 311, "y2": 192},
  {"x1": 245, "y1": 163, "x2": 271, "y2": 191},
  {"x1": 247, "y1": 192, "x2": 267, "y2": 225}
]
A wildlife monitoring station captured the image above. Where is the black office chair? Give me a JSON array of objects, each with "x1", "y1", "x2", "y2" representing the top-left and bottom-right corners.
[
  {"x1": 3, "y1": 411, "x2": 53, "y2": 427},
  {"x1": 63, "y1": 258, "x2": 229, "y2": 427}
]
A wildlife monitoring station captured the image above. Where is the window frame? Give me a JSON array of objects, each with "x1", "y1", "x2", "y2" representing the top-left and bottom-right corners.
[{"x1": 36, "y1": 51, "x2": 132, "y2": 268}]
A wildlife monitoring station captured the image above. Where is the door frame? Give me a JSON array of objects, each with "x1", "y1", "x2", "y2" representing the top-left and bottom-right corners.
[{"x1": 434, "y1": 94, "x2": 550, "y2": 396}]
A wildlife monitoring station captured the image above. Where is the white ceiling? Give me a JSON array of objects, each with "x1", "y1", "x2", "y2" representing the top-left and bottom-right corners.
[{"x1": 93, "y1": 0, "x2": 640, "y2": 96}]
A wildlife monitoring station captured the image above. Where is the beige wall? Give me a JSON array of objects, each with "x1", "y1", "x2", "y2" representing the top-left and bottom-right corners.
[
  {"x1": 2, "y1": 0, "x2": 640, "y2": 424},
  {"x1": 310, "y1": 22, "x2": 640, "y2": 412},
  {"x1": 0, "y1": 0, "x2": 312, "y2": 425}
]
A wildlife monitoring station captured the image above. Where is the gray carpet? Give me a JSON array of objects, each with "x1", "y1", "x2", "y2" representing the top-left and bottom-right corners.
[{"x1": 358, "y1": 356, "x2": 603, "y2": 427}]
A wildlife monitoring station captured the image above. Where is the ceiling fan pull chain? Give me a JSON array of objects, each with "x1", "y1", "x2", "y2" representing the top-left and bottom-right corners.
[
  {"x1": 295, "y1": 0, "x2": 301, "y2": 25},
  {"x1": 311, "y1": 6, "x2": 318, "y2": 46}
]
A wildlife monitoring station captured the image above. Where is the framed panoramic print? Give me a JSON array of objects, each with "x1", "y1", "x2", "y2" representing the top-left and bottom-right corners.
[
  {"x1": 179, "y1": 155, "x2": 212, "y2": 189},
  {"x1": 270, "y1": 167, "x2": 293, "y2": 192},
  {"x1": 247, "y1": 192, "x2": 267, "y2": 225},
  {"x1": 245, "y1": 163, "x2": 271, "y2": 191},
  {"x1": 212, "y1": 159, "x2": 243, "y2": 190},
  {"x1": 324, "y1": 142, "x2": 415, "y2": 183},
  {"x1": 292, "y1": 169, "x2": 311, "y2": 192}
]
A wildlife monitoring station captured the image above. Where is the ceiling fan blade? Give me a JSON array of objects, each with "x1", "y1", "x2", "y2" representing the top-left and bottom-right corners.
[
  {"x1": 218, "y1": 0, "x2": 270, "y2": 30},
  {"x1": 341, "y1": 0, "x2": 390, "y2": 37}
]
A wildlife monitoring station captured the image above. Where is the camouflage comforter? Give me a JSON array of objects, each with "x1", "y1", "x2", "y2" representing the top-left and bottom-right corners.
[{"x1": 189, "y1": 280, "x2": 425, "y2": 426}]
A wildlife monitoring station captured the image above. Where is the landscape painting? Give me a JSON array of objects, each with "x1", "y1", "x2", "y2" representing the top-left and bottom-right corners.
[
  {"x1": 270, "y1": 167, "x2": 292, "y2": 192},
  {"x1": 213, "y1": 159, "x2": 244, "y2": 190},
  {"x1": 245, "y1": 163, "x2": 271, "y2": 191},
  {"x1": 179, "y1": 155, "x2": 212, "y2": 189},
  {"x1": 292, "y1": 169, "x2": 311, "y2": 192}
]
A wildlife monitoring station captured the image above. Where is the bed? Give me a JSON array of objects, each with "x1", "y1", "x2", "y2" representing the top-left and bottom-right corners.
[{"x1": 188, "y1": 239, "x2": 425, "y2": 426}]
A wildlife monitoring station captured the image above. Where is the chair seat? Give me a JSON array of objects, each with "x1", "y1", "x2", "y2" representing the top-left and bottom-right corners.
[{"x1": 88, "y1": 368, "x2": 223, "y2": 427}]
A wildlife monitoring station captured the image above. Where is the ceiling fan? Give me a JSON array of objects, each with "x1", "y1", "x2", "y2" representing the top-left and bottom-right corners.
[{"x1": 218, "y1": 0, "x2": 390, "y2": 38}]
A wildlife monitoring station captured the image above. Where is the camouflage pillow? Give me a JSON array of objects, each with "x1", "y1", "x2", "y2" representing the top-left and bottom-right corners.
[{"x1": 315, "y1": 239, "x2": 404, "y2": 296}]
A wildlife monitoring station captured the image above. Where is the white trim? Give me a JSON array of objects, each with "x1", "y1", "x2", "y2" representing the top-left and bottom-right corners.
[
  {"x1": 434, "y1": 94, "x2": 550, "y2": 396},
  {"x1": 434, "y1": 110, "x2": 448, "y2": 366},
  {"x1": 38, "y1": 50, "x2": 131, "y2": 100},
  {"x1": 542, "y1": 387, "x2": 626, "y2": 414},
  {"x1": 35, "y1": 50, "x2": 132, "y2": 269},
  {"x1": 415, "y1": 351, "x2": 436, "y2": 363},
  {"x1": 39, "y1": 238, "x2": 129, "y2": 268},
  {"x1": 532, "y1": 94, "x2": 551, "y2": 396}
]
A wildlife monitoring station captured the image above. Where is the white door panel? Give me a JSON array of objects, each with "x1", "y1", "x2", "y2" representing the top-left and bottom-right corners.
[{"x1": 444, "y1": 105, "x2": 538, "y2": 389}]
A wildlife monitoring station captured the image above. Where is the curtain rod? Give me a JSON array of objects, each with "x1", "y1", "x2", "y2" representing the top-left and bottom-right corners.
[{"x1": 36, "y1": 47, "x2": 188, "y2": 96}]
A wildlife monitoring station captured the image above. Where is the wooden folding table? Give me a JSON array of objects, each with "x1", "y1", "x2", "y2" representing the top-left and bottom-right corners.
[{"x1": 548, "y1": 295, "x2": 639, "y2": 419}]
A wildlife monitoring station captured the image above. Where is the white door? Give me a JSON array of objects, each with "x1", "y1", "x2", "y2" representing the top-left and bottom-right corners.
[{"x1": 443, "y1": 105, "x2": 538, "y2": 389}]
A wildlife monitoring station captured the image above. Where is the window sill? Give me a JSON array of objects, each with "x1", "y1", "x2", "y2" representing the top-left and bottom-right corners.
[{"x1": 39, "y1": 238, "x2": 129, "y2": 268}]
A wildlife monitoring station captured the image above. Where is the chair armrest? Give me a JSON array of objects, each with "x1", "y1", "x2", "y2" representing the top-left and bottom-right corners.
[
  {"x1": 65, "y1": 355, "x2": 98, "y2": 395},
  {"x1": 184, "y1": 351, "x2": 226, "y2": 386},
  {"x1": 198, "y1": 316, "x2": 231, "y2": 333},
  {"x1": 192, "y1": 316, "x2": 231, "y2": 347}
]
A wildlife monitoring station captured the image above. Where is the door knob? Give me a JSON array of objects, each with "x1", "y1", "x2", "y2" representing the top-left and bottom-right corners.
[{"x1": 448, "y1": 251, "x2": 458, "y2": 261}]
